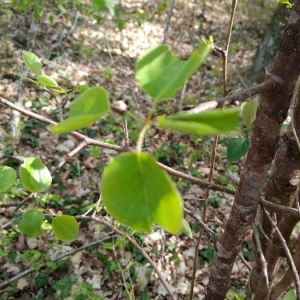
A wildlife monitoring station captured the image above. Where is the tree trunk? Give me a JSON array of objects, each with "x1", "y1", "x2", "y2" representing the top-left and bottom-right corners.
[{"x1": 204, "y1": 1, "x2": 300, "y2": 298}]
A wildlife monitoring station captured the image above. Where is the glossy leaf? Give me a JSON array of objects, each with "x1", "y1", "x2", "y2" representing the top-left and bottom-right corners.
[
  {"x1": 242, "y1": 100, "x2": 258, "y2": 129},
  {"x1": 102, "y1": 152, "x2": 183, "y2": 234},
  {"x1": 136, "y1": 38, "x2": 213, "y2": 101},
  {"x1": 158, "y1": 108, "x2": 240, "y2": 135},
  {"x1": 18, "y1": 209, "x2": 44, "y2": 238},
  {"x1": 227, "y1": 138, "x2": 250, "y2": 162},
  {"x1": 48, "y1": 86, "x2": 109, "y2": 134},
  {"x1": 37, "y1": 75, "x2": 58, "y2": 87},
  {"x1": 52, "y1": 215, "x2": 79, "y2": 241},
  {"x1": 20, "y1": 158, "x2": 52, "y2": 192},
  {"x1": 0, "y1": 166, "x2": 16, "y2": 193},
  {"x1": 22, "y1": 51, "x2": 42, "y2": 75}
]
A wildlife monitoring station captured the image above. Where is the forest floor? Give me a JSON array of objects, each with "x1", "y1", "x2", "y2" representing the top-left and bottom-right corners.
[{"x1": 0, "y1": 1, "x2": 277, "y2": 299}]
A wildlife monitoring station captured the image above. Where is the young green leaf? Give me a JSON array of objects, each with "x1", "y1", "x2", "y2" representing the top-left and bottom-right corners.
[
  {"x1": 242, "y1": 100, "x2": 258, "y2": 129},
  {"x1": 181, "y1": 218, "x2": 193, "y2": 238},
  {"x1": 227, "y1": 138, "x2": 250, "y2": 162},
  {"x1": 21, "y1": 51, "x2": 42, "y2": 75},
  {"x1": 48, "y1": 86, "x2": 109, "y2": 134},
  {"x1": 284, "y1": 289, "x2": 296, "y2": 300},
  {"x1": 37, "y1": 75, "x2": 58, "y2": 87},
  {"x1": 0, "y1": 166, "x2": 16, "y2": 193},
  {"x1": 158, "y1": 108, "x2": 240, "y2": 135},
  {"x1": 102, "y1": 152, "x2": 183, "y2": 234},
  {"x1": 92, "y1": 0, "x2": 105, "y2": 12},
  {"x1": 136, "y1": 38, "x2": 213, "y2": 101},
  {"x1": 18, "y1": 209, "x2": 44, "y2": 238},
  {"x1": 52, "y1": 215, "x2": 79, "y2": 241},
  {"x1": 19, "y1": 158, "x2": 52, "y2": 192}
]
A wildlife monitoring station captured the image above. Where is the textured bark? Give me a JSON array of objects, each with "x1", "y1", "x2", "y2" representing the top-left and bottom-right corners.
[
  {"x1": 204, "y1": 2, "x2": 300, "y2": 299},
  {"x1": 270, "y1": 239, "x2": 300, "y2": 299},
  {"x1": 251, "y1": 99, "x2": 300, "y2": 298}
]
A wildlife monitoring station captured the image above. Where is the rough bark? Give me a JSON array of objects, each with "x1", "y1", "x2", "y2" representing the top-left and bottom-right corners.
[
  {"x1": 204, "y1": 2, "x2": 300, "y2": 299},
  {"x1": 251, "y1": 93, "x2": 300, "y2": 299}
]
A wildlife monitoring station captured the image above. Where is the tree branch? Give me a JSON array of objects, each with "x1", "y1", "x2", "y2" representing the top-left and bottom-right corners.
[{"x1": 184, "y1": 79, "x2": 273, "y2": 114}]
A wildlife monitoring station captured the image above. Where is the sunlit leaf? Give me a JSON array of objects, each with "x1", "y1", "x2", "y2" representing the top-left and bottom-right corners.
[
  {"x1": 18, "y1": 209, "x2": 44, "y2": 237},
  {"x1": 48, "y1": 86, "x2": 109, "y2": 134},
  {"x1": 21, "y1": 51, "x2": 42, "y2": 75},
  {"x1": 158, "y1": 109, "x2": 240, "y2": 135},
  {"x1": 52, "y1": 215, "x2": 79, "y2": 241},
  {"x1": 242, "y1": 100, "x2": 258, "y2": 129},
  {"x1": 20, "y1": 158, "x2": 52, "y2": 192},
  {"x1": 102, "y1": 152, "x2": 183, "y2": 234},
  {"x1": 136, "y1": 38, "x2": 213, "y2": 101},
  {"x1": 0, "y1": 166, "x2": 16, "y2": 193},
  {"x1": 181, "y1": 218, "x2": 193, "y2": 238},
  {"x1": 284, "y1": 289, "x2": 296, "y2": 300},
  {"x1": 37, "y1": 75, "x2": 58, "y2": 87}
]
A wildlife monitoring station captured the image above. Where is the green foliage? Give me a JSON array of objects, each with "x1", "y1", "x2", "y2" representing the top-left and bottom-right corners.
[
  {"x1": 227, "y1": 138, "x2": 250, "y2": 162},
  {"x1": 22, "y1": 51, "x2": 42, "y2": 75},
  {"x1": 136, "y1": 37, "x2": 213, "y2": 101},
  {"x1": 241, "y1": 100, "x2": 258, "y2": 129},
  {"x1": 102, "y1": 152, "x2": 183, "y2": 234},
  {"x1": 181, "y1": 218, "x2": 193, "y2": 238},
  {"x1": 284, "y1": 289, "x2": 296, "y2": 300},
  {"x1": 19, "y1": 158, "x2": 52, "y2": 192},
  {"x1": 52, "y1": 215, "x2": 79, "y2": 241},
  {"x1": 158, "y1": 108, "x2": 240, "y2": 135},
  {"x1": 0, "y1": 166, "x2": 16, "y2": 193},
  {"x1": 48, "y1": 86, "x2": 110, "y2": 133},
  {"x1": 18, "y1": 209, "x2": 44, "y2": 237},
  {"x1": 276, "y1": 0, "x2": 293, "y2": 8}
]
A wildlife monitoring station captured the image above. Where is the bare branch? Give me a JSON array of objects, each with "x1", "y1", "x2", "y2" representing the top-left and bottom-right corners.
[
  {"x1": 184, "y1": 79, "x2": 273, "y2": 114},
  {"x1": 263, "y1": 208, "x2": 300, "y2": 299}
]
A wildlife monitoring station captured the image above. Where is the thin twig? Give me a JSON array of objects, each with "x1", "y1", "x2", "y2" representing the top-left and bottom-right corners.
[
  {"x1": 163, "y1": 0, "x2": 176, "y2": 44},
  {"x1": 0, "y1": 235, "x2": 115, "y2": 289},
  {"x1": 259, "y1": 198, "x2": 300, "y2": 219},
  {"x1": 263, "y1": 207, "x2": 300, "y2": 299},
  {"x1": 0, "y1": 96, "x2": 235, "y2": 196},
  {"x1": 76, "y1": 215, "x2": 176, "y2": 300},
  {"x1": 184, "y1": 79, "x2": 272, "y2": 114}
]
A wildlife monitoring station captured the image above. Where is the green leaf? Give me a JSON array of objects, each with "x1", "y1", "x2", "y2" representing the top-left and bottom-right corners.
[
  {"x1": 242, "y1": 100, "x2": 258, "y2": 129},
  {"x1": 284, "y1": 289, "x2": 296, "y2": 300},
  {"x1": 20, "y1": 158, "x2": 52, "y2": 192},
  {"x1": 58, "y1": 3, "x2": 67, "y2": 13},
  {"x1": 76, "y1": 84, "x2": 90, "y2": 93},
  {"x1": 181, "y1": 218, "x2": 193, "y2": 238},
  {"x1": 136, "y1": 38, "x2": 213, "y2": 101},
  {"x1": 18, "y1": 209, "x2": 44, "y2": 237},
  {"x1": 48, "y1": 86, "x2": 109, "y2": 134},
  {"x1": 52, "y1": 215, "x2": 79, "y2": 241},
  {"x1": 36, "y1": 75, "x2": 58, "y2": 87},
  {"x1": 92, "y1": 0, "x2": 105, "y2": 12},
  {"x1": 0, "y1": 166, "x2": 16, "y2": 193},
  {"x1": 106, "y1": 0, "x2": 115, "y2": 16},
  {"x1": 227, "y1": 138, "x2": 250, "y2": 162},
  {"x1": 37, "y1": 75, "x2": 58, "y2": 87},
  {"x1": 21, "y1": 51, "x2": 42, "y2": 75},
  {"x1": 158, "y1": 108, "x2": 240, "y2": 135},
  {"x1": 102, "y1": 152, "x2": 183, "y2": 234}
]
